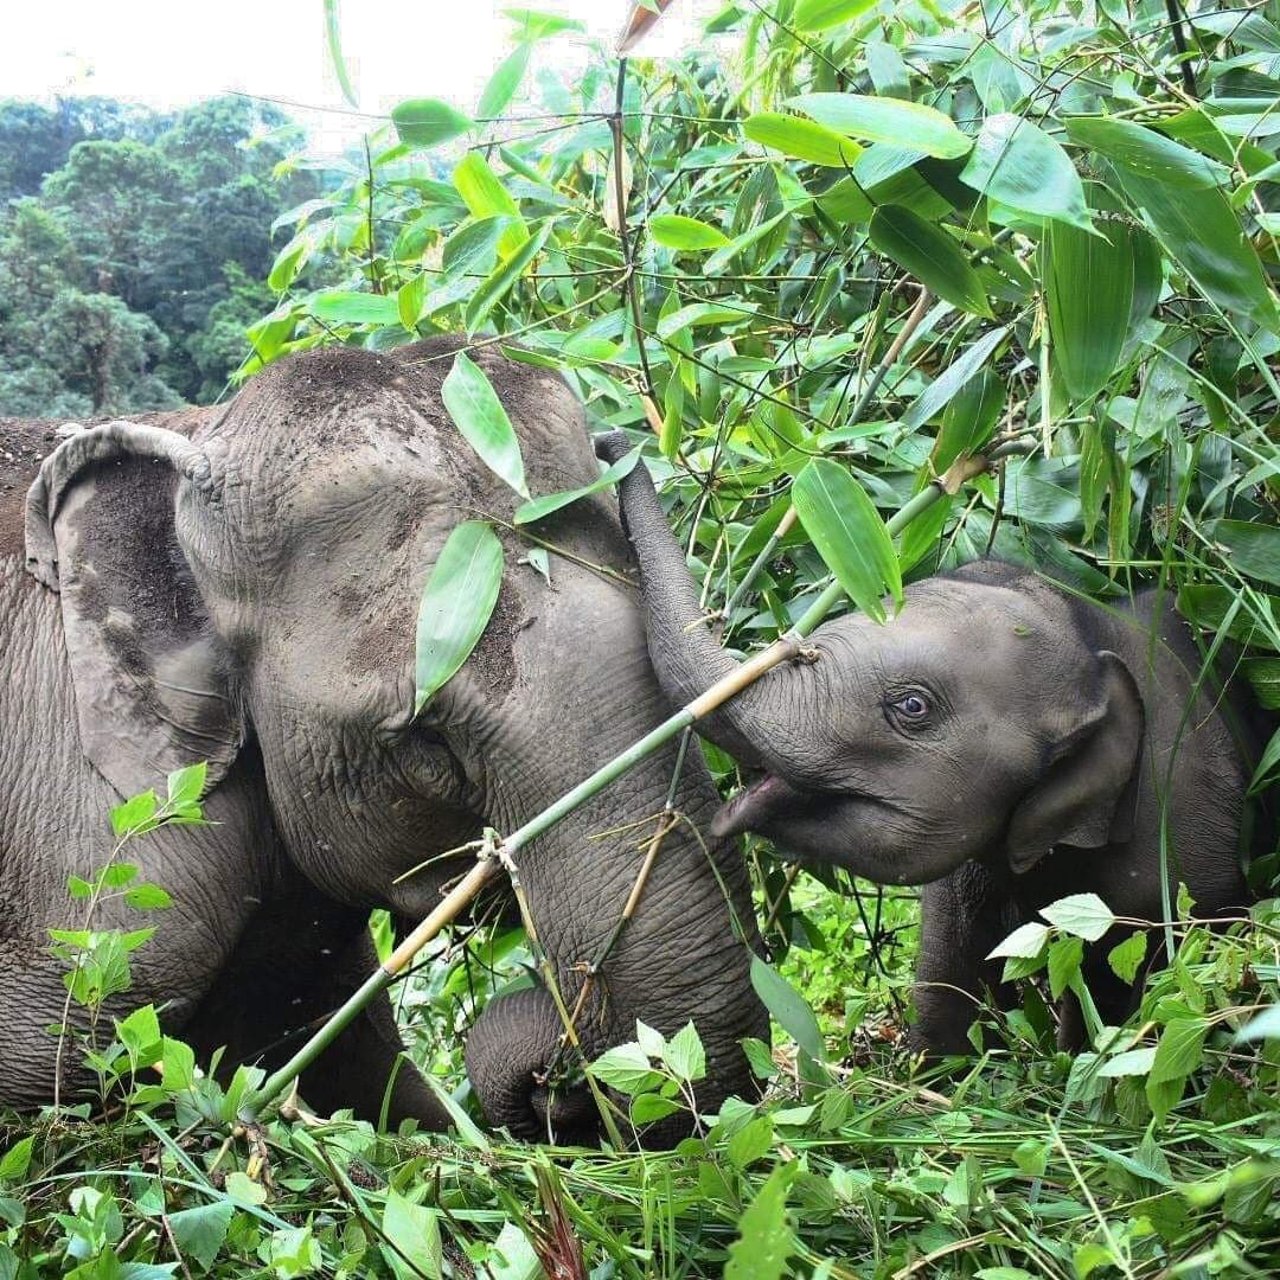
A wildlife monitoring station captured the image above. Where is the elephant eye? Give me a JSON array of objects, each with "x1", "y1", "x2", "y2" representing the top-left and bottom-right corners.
[{"x1": 887, "y1": 690, "x2": 932, "y2": 727}]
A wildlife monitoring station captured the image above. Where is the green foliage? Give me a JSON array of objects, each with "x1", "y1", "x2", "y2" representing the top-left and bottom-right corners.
[
  {"x1": 0, "y1": 94, "x2": 317, "y2": 412},
  {"x1": 7, "y1": 0, "x2": 1280, "y2": 1273}
]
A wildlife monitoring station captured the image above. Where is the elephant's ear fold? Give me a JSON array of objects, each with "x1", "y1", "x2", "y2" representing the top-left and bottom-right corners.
[
  {"x1": 1005, "y1": 651, "x2": 1144, "y2": 874},
  {"x1": 25, "y1": 422, "x2": 242, "y2": 799}
]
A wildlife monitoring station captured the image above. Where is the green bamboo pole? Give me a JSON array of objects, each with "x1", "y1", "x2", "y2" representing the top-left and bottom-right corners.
[{"x1": 240, "y1": 448, "x2": 1000, "y2": 1122}]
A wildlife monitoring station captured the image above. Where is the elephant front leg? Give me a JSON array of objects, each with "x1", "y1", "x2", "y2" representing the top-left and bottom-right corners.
[{"x1": 910, "y1": 862, "x2": 1020, "y2": 1056}]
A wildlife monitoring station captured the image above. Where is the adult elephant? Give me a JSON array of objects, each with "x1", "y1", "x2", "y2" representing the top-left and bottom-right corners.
[
  {"x1": 599, "y1": 434, "x2": 1266, "y2": 1053},
  {"x1": 0, "y1": 338, "x2": 766, "y2": 1141}
]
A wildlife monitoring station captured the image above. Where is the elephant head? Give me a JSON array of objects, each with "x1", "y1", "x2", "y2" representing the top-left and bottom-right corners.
[
  {"x1": 599, "y1": 434, "x2": 1146, "y2": 887},
  {"x1": 24, "y1": 342, "x2": 767, "y2": 1142}
]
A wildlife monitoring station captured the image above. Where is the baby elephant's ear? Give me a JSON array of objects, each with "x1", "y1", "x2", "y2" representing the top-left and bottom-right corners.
[{"x1": 1005, "y1": 651, "x2": 1144, "y2": 874}]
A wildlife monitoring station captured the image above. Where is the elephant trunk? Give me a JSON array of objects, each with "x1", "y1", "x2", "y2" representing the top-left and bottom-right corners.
[{"x1": 599, "y1": 433, "x2": 812, "y2": 775}]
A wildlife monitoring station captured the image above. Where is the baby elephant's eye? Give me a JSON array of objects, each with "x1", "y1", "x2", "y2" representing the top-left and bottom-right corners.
[{"x1": 893, "y1": 693, "x2": 930, "y2": 720}]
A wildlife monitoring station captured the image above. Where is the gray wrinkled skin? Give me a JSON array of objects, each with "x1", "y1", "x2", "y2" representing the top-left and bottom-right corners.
[
  {"x1": 602, "y1": 433, "x2": 1264, "y2": 1054},
  {"x1": 0, "y1": 340, "x2": 765, "y2": 1141}
]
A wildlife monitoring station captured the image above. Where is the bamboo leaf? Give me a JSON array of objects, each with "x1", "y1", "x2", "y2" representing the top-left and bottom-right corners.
[
  {"x1": 307, "y1": 290, "x2": 403, "y2": 327},
  {"x1": 476, "y1": 45, "x2": 531, "y2": 119},
  {"x1": 960, "y1": 114, "x2": 1092, "y2": 230},
  {"x1": 453, "y1": 153, "x2": 527, "y2": 256},
  {"x1": 1205, "y1": 519, "x2": 1280, "y2": 586},
  {"x1": 464, "y1": 219, "x2": 552, "y2": 332},
  {"x1": 791, "y1": 458, "x2": 902, "y2": 623},
  {"x1": 1107, "y1": 170, "x2": 1280, "y2": 334},
  {"x1": 869, "y1": 206, "x2": 992, "y2": 318},
  {"x1": 649, "y1": 214, "x2": 731, "y2": 250},
  {"x1": 514, "y1": 446, "x2": 642, "y2": 524},
  {"x1": 789, "y1": 92, "x2": 972, "y2": 160},
  {"x1": 1044, "y1": 217, "x2": 1135, "y2": 399},
  {"x1": 743, "y1": 113, "x2": 862, "y2": 167},
  {"x1": 902, "y1": 327, "x2": 1009, "y2": 429},
  {"x1": 414, "y1": 521, "x2": 504, "y2": 713},
  {"x1": 1064, "y1": 116, "x2": 1229, "y2": 188},
  {"x1": 750, "y1": 956, "x2": 825, "y2": 1061},
  {"x1": 323, "y1": 0, "x2": 358, "y2": 107},
  {"x1": 392, "y1": 98, "x2": 473, "y2": 149},
  {"x1": 441, "y1": 352, "x2": 529, "y2": 497},
  {"x1": 793, "y1": 0, "x2": 878, "y2": 30}
]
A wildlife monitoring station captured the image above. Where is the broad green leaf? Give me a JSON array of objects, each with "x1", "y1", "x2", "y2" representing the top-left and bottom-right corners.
[
  {"x1": 307, "y1": 290, "x2": 402, "y2": 327},
  {"x1": 631, "y1": 1094, "x2": 683, "y2": 1125},
  {"x1": 649, "y1": 214, "x2": 731, "y2": 250},
  {"x1": 1044, "y1": 216, "x2": 1134, "y2": 399},
  {"x1": 1108, "y1": 931, "x2": 1149, "y2": 983},
  {"x1": 727, "y1": 1114, "x2": 775, "y2": 1169},
  {"x1": 986, "y1": 921, "x2": 1050, "y2": 960},
  {"x1": 1047, "y1": 935, "x2": 1083, "y2": 999},
  {"x1": 397, "y1": 275, "x2": 426, "y2": 330},
  {"x1": 960, "y1": 114, "x2": 1091, "y2": 230},
  {"x1": 1205, "y1": 519, "x2": 1280, "y2": 586},
  {"x1": 0, "y1": 1137, "x2": 33, "y2": 1182},
  {"x1": 743, "y1": 113, "x2": 862, "y2": 167},
  {"x1": 750, "y1": 956, "x2": 825, "y2": 1061},
  {"x1": 590, "y1": 1042, "x2": 663, "y2": 1096},
  {"x1": 464, "y1": 218, "x2": 552, "y2": 332},
  {"x1": 392, "y1": 98, "x2": 473, "y2": 149},
  {"x1": 1097, "y1": 1047, "x2": 1157, "y2": 1078},
  {"x1": 793, "y1": 0, "x2": 878, "y2": 29},
  {"x1": 167, "y1": 762, "x2": 207, "y2": 808},
  {"x1": 1040, "y1": 892, "x2": 1115, "y2": 941},
  {"x1": 902, "y1": 326, "x2": 1009, "y2": 429},
  {"x1": 789, "y1": 92, "x2": 972, "y2": 160},
  {"x1": 414, "y1": 521, "x2": 504, "y2": 713},
  {"x1": 453, "y1": 153, "x2": 527, "y2": 255},
  {"x1": 869, "y1": 206, "x2": 992, "y2": 317},
  {"x1": 1109, "y1": 167, "x2": 1279, "y2": 333},
  {"x1": 724, "y1": 1162, "x2": 799, "y2": 1280},
  {"x1": 514, "y1": 445, "x2": 641, "y2": 524},
  {"x1": 168, "y1": 1202, "x2": 235, "y2": 1272},
  {"x1": 792, "y1": 458, "x2": 902, "y2": 623},
  {"x1": 381, "y1": 1192, "x2": 442, "y2": 1280},
  {"x1": 1148, "y1": 1017, "x2": 1208, "y2": 1087},
  {"x1": 477, "y1": 44, "x2": 531, "y2": 118},
  {"x1": 441, "y1": 352, "x2": 529, "y2": 496},
  {"x1": 664, "y1": 1022, "x2": 706, "y2": 1083},
  {"x1": 656, "y1": 300, "x2": 757, "y2": 339},
  {"x1": 1065, "y1": 116, "x2": 1229, "y2": 188}
]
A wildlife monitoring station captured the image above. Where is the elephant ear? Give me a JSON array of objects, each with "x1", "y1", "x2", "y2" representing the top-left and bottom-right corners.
[
  {"x1": 24, "y1": 420, "x2": 243, "y2": 800},
  {"x1": 1005, "y1": 651, "x2": 1144, "y2": 874}
]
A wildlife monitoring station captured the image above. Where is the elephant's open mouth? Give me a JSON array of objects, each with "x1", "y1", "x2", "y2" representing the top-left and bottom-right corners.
[{"x1": 711, "y1": 772, "x2": 812, "y2": 838}]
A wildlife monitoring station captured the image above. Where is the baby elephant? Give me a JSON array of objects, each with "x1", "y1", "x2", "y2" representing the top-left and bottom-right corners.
[{"x1": 600, "y1": 435, "x2": 1268, "y2": 1053}]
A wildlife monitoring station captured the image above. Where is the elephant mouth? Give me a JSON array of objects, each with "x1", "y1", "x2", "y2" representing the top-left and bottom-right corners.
[{"x1": 710, "y1": 772, "x2": 814, "y2": 838}]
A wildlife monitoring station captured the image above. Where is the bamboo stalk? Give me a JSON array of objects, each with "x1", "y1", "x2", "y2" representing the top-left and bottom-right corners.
[{"x1": 241, "y1": 447, "x2": 1011, "y2": 1123}]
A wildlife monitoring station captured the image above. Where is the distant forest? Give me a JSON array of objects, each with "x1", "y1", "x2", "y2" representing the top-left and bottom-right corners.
[{"x1": 0, "y1": 95, "x2": 320, "y2": 416}]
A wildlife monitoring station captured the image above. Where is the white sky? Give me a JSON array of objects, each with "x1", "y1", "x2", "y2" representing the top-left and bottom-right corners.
[{"x1": 3, "y1": 1, "x2": 719, "y2": 152}]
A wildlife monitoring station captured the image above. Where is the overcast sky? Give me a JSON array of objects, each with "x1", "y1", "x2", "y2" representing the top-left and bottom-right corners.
[{"x1": 3, "y1": 2, "x2": 717, "y2": 150}]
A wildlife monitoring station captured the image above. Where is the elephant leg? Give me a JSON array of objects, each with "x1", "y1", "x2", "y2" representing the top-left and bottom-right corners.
[
  {"x1": 184, "y1": 884, "x2": 448, "y2": 1130},
  {"x1": 911, "y1": 862, "x2": 1019, "y2": 1056}
]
